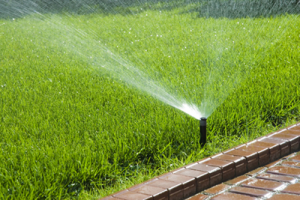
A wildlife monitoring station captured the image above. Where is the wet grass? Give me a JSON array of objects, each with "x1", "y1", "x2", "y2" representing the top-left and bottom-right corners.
[{"x1": 0, "y1": 7, "x2": 300, "y2": 200}]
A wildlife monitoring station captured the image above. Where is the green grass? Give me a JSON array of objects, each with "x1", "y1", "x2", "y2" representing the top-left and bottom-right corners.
[{"x1": 0, "y1": 5, "x2": 300, "y2": 200}]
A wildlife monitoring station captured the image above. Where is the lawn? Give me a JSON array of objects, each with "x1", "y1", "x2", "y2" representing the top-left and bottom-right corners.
[{"x1": 0, "y1": 2, "x2": 300, "y2": 199}]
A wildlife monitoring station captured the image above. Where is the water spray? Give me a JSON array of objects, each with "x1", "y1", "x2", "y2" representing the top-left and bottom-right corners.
[{"x1": 200, "y1": 117, "x2": 207, "y2": 146}]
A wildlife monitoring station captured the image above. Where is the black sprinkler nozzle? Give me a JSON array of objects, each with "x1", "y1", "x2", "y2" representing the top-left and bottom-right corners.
[{"x1": 200, "y1": 117, "x2": 207, "y2": 146}]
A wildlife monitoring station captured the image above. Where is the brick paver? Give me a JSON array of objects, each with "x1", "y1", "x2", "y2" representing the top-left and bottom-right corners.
[
  {"x1": 203, "y1": 184, "x2": 229, "y2": 195},
  {"x1": 268, "y1": 194, "x2": 300, "y2": 200},
  {"x1": 224, "y1": 175, "x2": 249, "y2": 185},
  {"x1": 210, "y1": 192, "x2": 256, "y2": 200},
  {"x1": 99, "y1": 123, "x2": 300, "y2": 200},
  {"x1": 256, "y1": 173, "x2": 296, "y2": 183},
  {"x1": 229, "y1": 186, "x2": 272, "y2": 198},
  {"x1": 281, "y1": 183, "x2": 300, "y2": 195}
]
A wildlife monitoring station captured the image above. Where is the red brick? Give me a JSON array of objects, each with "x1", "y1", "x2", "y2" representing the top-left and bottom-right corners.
[
  {"x1": 225, "y1": 175, "x2": 249, "y2": 185},
  {"x1": 288, "y1": 126, "x2": 300, "y2": 131},
  {"x1": 248, "y1": 141, "x2": 281, "y2": 162},
  {"x1": 256, "y1": 173, "x2": 296, "y2": 183},
  {"x1": 267, "y1": 166, "x2": 300, "y2": 178},
  {"x1": 100, "y1": 196, "x2": 120, "y2": 200},
  {"x1": 282, "y1": 161, "x2": 300, "y2": 168},
  {"x1": 187, "y1": 193, "x2": 208, "y2": 200},
  {"x1": 265, "y1": 160, "x2": 281, "y2": 168},
  {"x1": 246, "y1": 167, "x2": 265, "y2": 177},
  {"x1": 159, "y1": 174, "x2": 196, "y2": 198},
  {"x1": 204, "y1": 184, "x2": 229, "y2": 195},
  {"x1": 147, "y1": 179, "x2": 183, "y2": 200},
  {"x1": 285, "y1": 129, "x2": 300, "y2": 138},
  {"x1": 237, "y1": 145, "x2": 270, "y2": 166},
  {"x1": 174, "y1": 168, "x2": 210, "y2": 192},
  {"x1": 224, "y1": 149, "x2": 258, "y2": 171},
  {"x1": 129, "y1": 185, "x2": 168, "y2": 200},
  {"x1": 211, "y1": 192, "x2": 256, "y2": 200},
  {"x1": 268, "y1": 194, "x2": 300, "y2": 200},
  {"x1": 229, "y1": 186, "x2": 272, "y2": 198},
  {"x1": 200, "y1": 159, "x2": 235, "y2": 182},
  {"x1": 258, "y1": 137, "x2": 290, "y2": 157},
  {"x1": 241, "y1": 178, "x2": 286, "y2": 191},
  {"x1": 282, "y1": 183, "x2": 300, "y2": 195},
  {"x1": 291, "y1": 154, "x2": 300, "y2": 162},
  {"x1": 113, "y1": 191, "x2": 153, "y2": 200},
  {"x1": 186, "y1": 164, "x2": 222, "y2": 186},
  {"x1": 212, "y1": 154, "x2": 247, "y2": 176},
  {"x1": 269, "y1": 132, "x2": 300, "y2": 152}
]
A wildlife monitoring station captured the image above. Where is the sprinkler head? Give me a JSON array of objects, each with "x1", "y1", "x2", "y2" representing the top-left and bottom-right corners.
[{"x1": 200, "y1": 117, "x2": 207, "y2": 146}]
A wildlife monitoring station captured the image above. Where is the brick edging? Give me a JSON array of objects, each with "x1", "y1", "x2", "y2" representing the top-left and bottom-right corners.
[{"x1": 100, "y1": 122, "x2": 300, "y2": 200}]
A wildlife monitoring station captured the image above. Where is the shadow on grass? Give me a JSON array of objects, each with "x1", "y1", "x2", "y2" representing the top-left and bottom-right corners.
[{"x1": 0, "y1": 0, "x2": 299, "y2": 19}]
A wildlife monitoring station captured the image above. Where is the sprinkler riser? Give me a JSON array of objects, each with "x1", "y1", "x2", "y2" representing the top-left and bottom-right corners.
[{"x1": 200, "y1": 117, "x2": 207, "y2": 146}]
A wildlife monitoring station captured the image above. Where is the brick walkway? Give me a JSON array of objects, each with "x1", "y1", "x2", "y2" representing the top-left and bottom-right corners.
[
  {"x1": 100, "y1": 123, "x2": 300, "y2": 200},
  {"x1": 188, "y1": 152, "x2": 300, "y2": 200}
]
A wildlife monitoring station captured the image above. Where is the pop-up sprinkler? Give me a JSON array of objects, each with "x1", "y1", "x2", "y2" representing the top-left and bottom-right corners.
[{"x1": 200, "y1": 117, "x2": 207, "y2": 146}]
